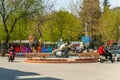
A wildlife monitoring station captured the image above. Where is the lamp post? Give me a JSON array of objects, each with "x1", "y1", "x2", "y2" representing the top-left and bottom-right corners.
[
  {"x1": 116, "y1": 25, "x2": 120, "y2": 43},
  {"x1": 118, "y1": 26, "x2": 120, "y2": 43},
  {"x1": 84, "y1": 22, "x2": 89, "y2": 52},
  {"x1": 85, "y1": 22, "x2": 88, "y2": 36},
  {"x1": 0, "y1": 40, "x2": 2, "y2": 54}
]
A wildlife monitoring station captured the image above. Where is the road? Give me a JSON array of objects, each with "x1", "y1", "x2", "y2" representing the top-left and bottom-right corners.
[{"x1": 0, "y1": 57, "x2": 120, "y2": 80}]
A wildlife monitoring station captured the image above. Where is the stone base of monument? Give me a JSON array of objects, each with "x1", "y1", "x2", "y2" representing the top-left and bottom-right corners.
[{"x1": 24, "y1": 57, "x2": 98, "y2": 63}]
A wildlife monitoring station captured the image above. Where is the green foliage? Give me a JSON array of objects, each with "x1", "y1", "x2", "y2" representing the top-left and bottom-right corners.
[
  {"x1": 1, "y1": 0, "x2": 120, "y2": 47},
  {"x1": 0, "y1": 25, "x2": 5, "y2": 40},
  {"x1": 99, "y1": 6, "x2": 120, "y2": 43},
  {"x1": 79, "y1": 0, "x2": 102, "y2": 47},
  {"x1": 10, "y1": 17, "x2": 29, "y2": 40},
  {"x1": 42, "y1": 10, "x2": 83, "y2": 42},
  {"x1": 80, "y1": 0, "x2": 101, "y2": 24},
  {"x1": 0, "y1": 0, "x2": 43, "y2": 43}
]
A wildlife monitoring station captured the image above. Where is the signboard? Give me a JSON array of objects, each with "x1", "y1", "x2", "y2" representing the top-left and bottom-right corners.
[{"x1": 81, "y1": 36, "x2": 91, "y2": 43}]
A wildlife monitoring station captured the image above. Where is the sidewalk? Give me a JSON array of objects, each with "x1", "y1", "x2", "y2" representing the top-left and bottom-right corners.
[{"x1": 0, "y1": 57, "x2": 120, "y2": 80}]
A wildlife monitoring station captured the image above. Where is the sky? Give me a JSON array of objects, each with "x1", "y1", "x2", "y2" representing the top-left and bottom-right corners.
[{"x1": 54, "y1": 0, "x2": 120, "y2": 11}]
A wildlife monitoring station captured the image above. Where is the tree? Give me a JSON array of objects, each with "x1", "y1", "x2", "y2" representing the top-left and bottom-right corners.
[
  {"x1": 32, "y1": 0, "x2": 56, "y2": 42},
  {"x1": 10, "y1": 17, "x2": 29, "y2": 40},
  {"x1": 70, "y1": 0, "x2": 102, "y2": 48},
  {"x1": 42, "y1": 10, "x2": 83, "y2": 42},
  {"x1": 0, "y1": 0, "x2": 43, "y2": 56},
  {"x1": 103, "y1": 0, "x2": 110, "y2": 12},
  {"x1": 80, "y1": 0, "x2": 101, "y2": 37},
  {"x1": 113, "y1": 7, "x2": 120, "y2": 42},
  {"x1": 99, "y1": 6, "x2": 120, "y2": 43},
  {"x1": 99, "y1": 0, "x2": 120, "y2": 45},
  {"x1": 99, "y1": 0, "x2": 111, "y2": 43}
]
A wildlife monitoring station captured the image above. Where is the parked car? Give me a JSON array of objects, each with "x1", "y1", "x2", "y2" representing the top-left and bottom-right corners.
[
  {"x1": 111, "y1": 44, "x2": 120, "y2": 53},
  {"x1": 111, "y1": 44, "x2": 120, "y2": 61}
]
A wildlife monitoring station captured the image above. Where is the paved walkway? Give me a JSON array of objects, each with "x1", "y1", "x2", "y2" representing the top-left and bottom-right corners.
[{"x1": 0, "y1": 57, "x2": 120, "y2": 80}]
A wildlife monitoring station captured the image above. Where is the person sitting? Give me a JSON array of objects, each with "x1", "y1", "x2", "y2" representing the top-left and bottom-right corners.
[
  {"x1": 8, "y1": 46, "x2": 16, "y2": 62},
  {"x1": 104, "y1": 46, "x2": 113, "y2": 61},
  {"x1": 52, "y1": 42, "x2": 72, "y2": 55},
  {"x1": 98, "y1": 45, "x2": 107, "y2": 59}
]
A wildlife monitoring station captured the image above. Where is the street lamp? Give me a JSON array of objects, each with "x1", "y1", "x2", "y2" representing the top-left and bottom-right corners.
[
  {"x1": 85, "y1": 22, "x2": 88, "y2": 36},
  {"x1": 0, "y1": 40, "x2": 2, "y2": 54},
  {"x1": 118, "y1": 26, "x2": 120, "y2": 30},
  {"x1": 118, "y1": 26, "x2": 120, "y2": 43}
]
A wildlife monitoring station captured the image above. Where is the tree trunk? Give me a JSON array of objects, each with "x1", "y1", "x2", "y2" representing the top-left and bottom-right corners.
[{"x1": 1, "y1": 33, "x2": 10, "y2": 56}]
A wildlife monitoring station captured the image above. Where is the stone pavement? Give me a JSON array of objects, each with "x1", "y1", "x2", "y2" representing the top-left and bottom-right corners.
[{"x1": 1, "y1": 56, "x2": 120, "y2": 80}]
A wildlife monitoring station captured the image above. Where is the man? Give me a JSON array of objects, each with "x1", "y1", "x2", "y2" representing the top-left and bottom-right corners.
[{"x1": 104, "y1": 46, "x2": 113, "y2": 61}]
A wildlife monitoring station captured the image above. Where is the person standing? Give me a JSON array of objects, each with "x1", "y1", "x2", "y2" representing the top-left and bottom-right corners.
[{"x1": 37, "y1": 45, "x2": 42, "y2": 53}]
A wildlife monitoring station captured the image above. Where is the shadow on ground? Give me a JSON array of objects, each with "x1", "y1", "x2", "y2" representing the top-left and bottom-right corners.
[{"x1": 0, "y1": 68, "x2": 62, "y2": 80}]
